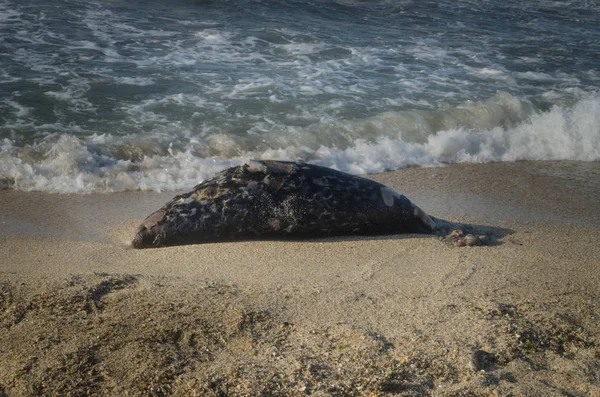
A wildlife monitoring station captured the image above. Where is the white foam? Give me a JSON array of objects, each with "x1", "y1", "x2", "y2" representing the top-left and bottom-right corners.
[
  {"x1": 424, "y1": 96, "x2": 600, "y2": 163},
  {"x1": 5, "y1": 100, "x2": 31, "y2": 118},
  {"x1": 279, "y1": 42, "x2": 327, "y2": 56},
  {"x1": 462, "y1": 65, "x2": 517, "y2": 85},
  {"x1": 225, "y1": 78, "x2": 276, "y2": 99},
  {"x1": 194, "y1": 30, "x2": 233, "y2": 45},
  {"x1": 113, "y1": 76, "x2": 156, "y2": 86},
  {"x1": 43, "y1": 79, "x2": 96, "y2": 112}
]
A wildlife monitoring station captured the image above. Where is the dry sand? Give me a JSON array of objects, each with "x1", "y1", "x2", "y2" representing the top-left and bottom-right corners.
[{"x1": 1, "y1": 161, "x2": 599, "y2": 396}]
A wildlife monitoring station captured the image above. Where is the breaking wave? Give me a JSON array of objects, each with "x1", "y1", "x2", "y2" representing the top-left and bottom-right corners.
[{"x1": 1, "y1": 93, "x2": 598, "y2": 193}]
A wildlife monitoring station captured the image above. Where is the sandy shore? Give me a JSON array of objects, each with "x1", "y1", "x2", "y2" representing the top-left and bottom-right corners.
[{"x1": 1, "y1": 161, "x2": 599, "y2": 396}]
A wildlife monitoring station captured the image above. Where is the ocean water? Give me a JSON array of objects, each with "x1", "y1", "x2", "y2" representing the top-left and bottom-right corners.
[{"x1": 0, "y1": 0, "x2": 599, "y2": 193}]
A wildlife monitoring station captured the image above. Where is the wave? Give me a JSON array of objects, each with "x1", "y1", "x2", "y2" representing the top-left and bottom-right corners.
[{"x1": 1, "y1": 93, "x2": 598, "y2": 193}]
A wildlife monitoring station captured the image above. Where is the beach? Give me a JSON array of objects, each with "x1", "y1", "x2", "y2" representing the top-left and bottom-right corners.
[
  {"x1": 1, "y1": 161, "x2": 599, "y2": 396},
  {"x1": 1, "y1": 0, "x2": 599, "y2": 394}
]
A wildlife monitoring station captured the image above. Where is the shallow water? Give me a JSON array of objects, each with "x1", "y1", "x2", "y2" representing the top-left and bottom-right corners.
[{"x1": 1, "y1": 0, "x2": 599, "y2": 192}]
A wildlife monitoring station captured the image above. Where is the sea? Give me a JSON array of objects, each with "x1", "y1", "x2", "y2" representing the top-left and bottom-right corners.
[{"x1": 0, "y1": 0, "x2": 599, "y2": 193}]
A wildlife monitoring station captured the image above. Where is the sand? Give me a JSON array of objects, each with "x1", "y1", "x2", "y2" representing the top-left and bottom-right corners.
[{"x1": 1, "y1": 161, "x2": 599, "y2": 396}]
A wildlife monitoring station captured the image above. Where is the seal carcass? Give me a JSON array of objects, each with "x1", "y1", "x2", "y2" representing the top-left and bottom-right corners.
[{"x1": 132, "y1": 160, "x2": 437, "y2": 248}]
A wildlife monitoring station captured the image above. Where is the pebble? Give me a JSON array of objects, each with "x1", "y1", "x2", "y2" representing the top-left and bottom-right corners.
[
  {"x1": 449, "y1": 229, "x2": 465, "y2": 238},
  {"x1": 464, "y1": 234, "x2": 481, "y2": 247}
]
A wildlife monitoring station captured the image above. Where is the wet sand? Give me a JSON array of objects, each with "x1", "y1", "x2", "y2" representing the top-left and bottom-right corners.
[{"x1": 1, "y1": 161, "x2": 599, "y2": 396}]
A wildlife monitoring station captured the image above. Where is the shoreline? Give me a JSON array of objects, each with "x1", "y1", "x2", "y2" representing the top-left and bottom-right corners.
[{"x1": 1, "y1": 160, "x2": 599, "y2": 396}]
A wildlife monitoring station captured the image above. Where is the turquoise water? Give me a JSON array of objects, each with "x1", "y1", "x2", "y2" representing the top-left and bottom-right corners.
[{"x1": 1, "y1": 0, "x2": 599, "y2": 192}]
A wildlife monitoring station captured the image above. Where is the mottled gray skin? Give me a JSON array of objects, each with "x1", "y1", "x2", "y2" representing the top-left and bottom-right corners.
[{"x1": 132, "y1": 160, "x2": 437, "y2": 248}]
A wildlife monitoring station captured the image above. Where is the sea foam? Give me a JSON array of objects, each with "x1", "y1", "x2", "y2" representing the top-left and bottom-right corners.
[{"x1": 1, "y1": 94, "x2": 598, "y2": 193}]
